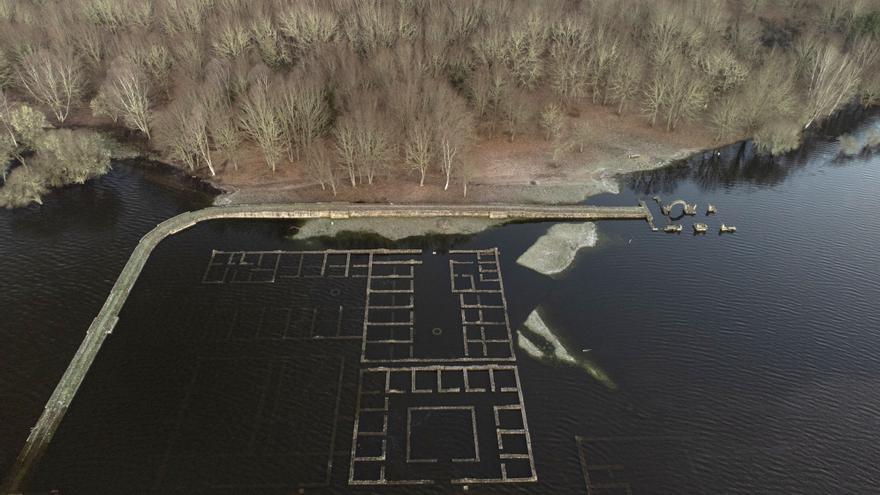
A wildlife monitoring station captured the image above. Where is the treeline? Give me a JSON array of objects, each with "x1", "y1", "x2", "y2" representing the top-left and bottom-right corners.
[
  {"x1": 0, "y1": 94, "x2": 110, "y2": 208},
  {"x1": 1, "y1": 0, "x2": 879, "y2": 201}
]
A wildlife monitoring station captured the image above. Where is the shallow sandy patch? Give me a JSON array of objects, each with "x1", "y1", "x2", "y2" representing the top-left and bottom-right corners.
[
  {"x1": 518, "y1": 308, "x2": 617, "y2": 389},
  {"x1": 293, "y1": 216, "x2": 504, "y2": 241},
  {"x1": 516, "y1": 222, "x2": 597, "y2": 275}
]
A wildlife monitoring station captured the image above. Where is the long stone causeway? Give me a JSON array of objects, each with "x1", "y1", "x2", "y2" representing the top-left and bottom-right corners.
[{"x1": 1, "y1": 202, "x2": 652, "y2": 492}]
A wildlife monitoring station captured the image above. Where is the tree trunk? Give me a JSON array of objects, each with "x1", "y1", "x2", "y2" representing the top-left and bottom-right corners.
[{"x1": 205, "y1": 147, "x2": 216, "y2": 176}]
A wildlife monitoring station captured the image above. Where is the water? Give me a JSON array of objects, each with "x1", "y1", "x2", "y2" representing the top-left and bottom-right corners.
[
  {"x1": 3, "y1": 113, "x2": 880, "y2": 493},
  {"x1": 0, "y1": 162, "x2": 214, "y2": 476}
]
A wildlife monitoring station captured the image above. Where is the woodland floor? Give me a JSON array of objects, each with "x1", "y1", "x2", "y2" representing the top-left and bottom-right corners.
[{"x1": 68, "y1": 102, "x2": 719, "y2": 205}]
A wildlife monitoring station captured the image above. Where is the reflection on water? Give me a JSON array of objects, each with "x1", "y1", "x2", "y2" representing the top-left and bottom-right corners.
[{"x1": 629, "y1": 107, "x2": 880, "y2": 195}]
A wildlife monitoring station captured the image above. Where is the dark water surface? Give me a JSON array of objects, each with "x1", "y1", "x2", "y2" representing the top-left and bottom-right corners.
[
  {"x1": 4, "y1": 114, "x2": 880, "y2": 493},
  {"x1": 0, "y1": 164, "x2": 214, "y2": 476}
]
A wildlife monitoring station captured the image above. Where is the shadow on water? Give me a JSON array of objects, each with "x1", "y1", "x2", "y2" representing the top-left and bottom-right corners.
[{"x1": 9, "y1": 181, "x2": 125, "y2": 236}]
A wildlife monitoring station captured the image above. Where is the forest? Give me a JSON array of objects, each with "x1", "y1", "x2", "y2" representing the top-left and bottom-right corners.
[{"x1": 1, "y1": 0, "x2": 879, "y2": 207}]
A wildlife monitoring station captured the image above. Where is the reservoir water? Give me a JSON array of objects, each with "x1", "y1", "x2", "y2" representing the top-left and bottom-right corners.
[{"x1": 1, "y1": 112, "x2": 879, "y2": 493}]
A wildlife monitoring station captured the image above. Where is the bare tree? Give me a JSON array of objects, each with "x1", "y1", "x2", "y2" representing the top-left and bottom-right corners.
[
  {"x1": 607, "y1": 52, "x2": 642, "y2": 115},
  {"x1": 16, "y1": 47, "x2": 85, "y2": 123},
  {"x1": 0, "y1": 0, "x2": 875, "y2": 194},
  {"x1": 738, "y1": 56, "x2": 796, "y2": 135},
  {"x1": 438, "y1": 134, "x2": 459, "y2": 191},
  {"x1": 36, "y1": 129, "x2": 111, "y2": 187},
  {"x1": 92, "y1": 58, "x2": 153, "y2": 138},
  {"x1": 187, "y1": 101, "x2": 216, "y2": 176},
  {"x1": 647, "y1": 10, "x2": 680, "y2": 70},
  {"x1": 155, "y1": 78, "x2": 222, "y2": 176},
  {"x1": 210, "y1": 110, "x2": 241, "y2": 171},
  {"x1": 506, "y1": 13, "x2": 546, "y2": 90},
  {"x1": 0, "y1": 133, "x2": 13, "y2": 181},
  {"x1": 540, "y1": 103, "x2": 564, "y2": 141},
  {"x1": 78, "y1": 0, "x2": 152, "y2": 31},
  {"x1": 355, "y1": 105, "x2": 395, "y2": 186},
  {"x1": 711, "y1": 96, "x2": 742, "y2": 141},
  {"x1": 663, "y1": 58, "x2": 709, "y2": 131},
  {"x1": 551, "y1": 131, "x2": 571, "y2": 162},
  {"x1": 548, "y1": 42, "x2": 587, "y2": 106},
  {"x1": 0, "y1": 48, "x2": 12, "y2": 89},
  {"x1": 569, "y1": 121, "x2": 590, "y2": 154},
  {"x1": 211, "y1": 16, "x2": 250, "y2": 59},
  {"x1": 460, "y1": 156, "x2": 474, "y2": 198},
  {"x1": 251, "y1": 7, "x2": 288, "y2": 67},
  {"x1": 643, "y1": 70, "x2": 669, "y2": 128},
  {"x1": 276, "y1": 72, "x2": 330, "y2": 161},
  {"x1": 153, "y1": 100, "x2": 198, "y2": 172},
  {"x1": 302, "y1": 139, "x2": 337, "y2": 195},
  {"x1": 434, "y1": 88, "x2": 474, "y2": 191},
  {"x1": 0, "y1": 95, "x2": 49, "y2": 168},
  {"x1": 334, "y1": 121, "x2": 358, "y2": 187},
  {"x1": 171, "y1": 33, "x2": 207, "y2": 81},
  {"x1": 753, "y1": 119, "x2": 802, "y2": 154},
  {"x1": 471, "y1": 24, "x2": 507, "y2": 68},
  {"x1": 279, "y1": 1, "x2": 338, "y2": 57},
  {"x1": 0, "y1": 165, "x2": 48, "y2": 208},
  {"x1": 156, "y1": 0, "x2": 210, "y2": 35},
  {"x1": 588, "y1": 27, "x2": 620, "y2": 103},
  {"x1": 69, "y1": 22, "x2": 107, "y2": 69},
  {"x1": 239, "y1": 76, "x2": 286, "y2": 172},
  {"x1": 341, "y1": 0, "x2": 409, "y2": 54},
  {"x1": 466, "y1": 66, "x2": 507, "y2": 127},
  {"x1": 698, "y1": 46, "x2": 749, "y2": 94},
  {"x1": 803, "y1": 43, "x2": 863, "y2": 129},
  {"x1": 404, "y1": 120, "x2": 433, "y2": 186},
  {"x1": 500, "y1": 88, "x2": 531, "y2": 142},
  {"x1": 112, "y1": 33, "x2": 174, "y2": 96}
]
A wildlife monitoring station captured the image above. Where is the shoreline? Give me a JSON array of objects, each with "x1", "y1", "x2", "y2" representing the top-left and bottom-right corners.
[
  {"x1": 72, "y1": 97, "x2": 880, "y2": 209},
  {"x1": 203, "y1": 143, "x2": 717, "y2": 207},
  {"x1": 106, "y1": 103, "x2": 874, "y2": 208},
  {"x1": 158, "y1": 142, "x2": 717, "y2": 208},
  {"x1": 95, "y1": 100, "x2": 730, "y2": 207}
]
